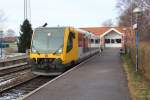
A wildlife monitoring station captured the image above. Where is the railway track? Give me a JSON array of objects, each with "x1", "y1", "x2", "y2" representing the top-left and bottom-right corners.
[
  {"x1": 0, "y1": 62, "x2": 30, "y2": 76},
  {"x1": 0, "y1": 55, "x2": 46, "y2": 100},
  {"x1": 0, "y1": 55, "x2": 27, "y2": 67},
  {"x1": 0, "y1": 55, "x2": 35, "y2": 97},
  {"x1": 0, "y1": 75, "x2": 54, "y2": 100},
  {"x1": 0, "y1": 69, "x2": 37, "y2": 92},
  {"x1": 0, "y1": 55, "x2": 29, "y2": 76},
  {"x1": 0, "y1": 60, "x2": 55, "y2": 100}
]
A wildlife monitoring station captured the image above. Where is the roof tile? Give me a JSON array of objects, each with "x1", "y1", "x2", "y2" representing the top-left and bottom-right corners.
[{"x1": 81, "y1": 27, "x2": 128, "y2": 35}]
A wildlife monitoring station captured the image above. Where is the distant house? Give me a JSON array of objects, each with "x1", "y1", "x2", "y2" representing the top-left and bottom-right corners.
[
  {"x1": 3, "y1": 34, "x2": 17, "y2": 42},
  {"x1": 3, "y1": 37, "x2": 17, "y2": 42},
  {"x1": 81, "y1": 27, "x2": 131, "y2": 48}
]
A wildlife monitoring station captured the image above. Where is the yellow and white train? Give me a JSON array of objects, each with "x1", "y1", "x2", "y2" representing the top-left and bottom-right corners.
[{"x1": 29, "y1": 27, "x2": 100, "y2": 76}]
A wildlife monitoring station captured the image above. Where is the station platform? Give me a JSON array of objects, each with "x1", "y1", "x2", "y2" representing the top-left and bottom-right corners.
[{"x1": 22, "y1": 48, "x2": 130, "y2": 100}]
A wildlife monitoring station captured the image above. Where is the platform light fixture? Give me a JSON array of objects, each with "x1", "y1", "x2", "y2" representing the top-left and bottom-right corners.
[{"x1": 133, "y1": 7, "x2": 143, "y2": 72}]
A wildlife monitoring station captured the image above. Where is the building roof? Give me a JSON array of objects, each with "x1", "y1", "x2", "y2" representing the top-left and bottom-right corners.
[{"x1": 81, "y1": 27, "x2": 128, "y2": 36}]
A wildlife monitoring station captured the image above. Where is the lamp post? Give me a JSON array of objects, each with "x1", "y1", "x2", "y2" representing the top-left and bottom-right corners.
[
  {"x1": 0, "y1": 30, "x2": 3, "y2": 58},
  {"x1": 133, "y1": 7, "x2": 142, "y2": 72},
  {"x1": 123, "y1": 28, "x2": 127, "y2": 54}
]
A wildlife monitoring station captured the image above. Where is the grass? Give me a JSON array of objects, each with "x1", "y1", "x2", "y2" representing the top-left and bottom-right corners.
[{"x1": 122, "y1": 54, "x2": 150, "y2": 100}]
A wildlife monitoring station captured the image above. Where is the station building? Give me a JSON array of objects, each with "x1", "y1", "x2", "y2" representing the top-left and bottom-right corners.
[{"x1": 82, "y1": 27, "x2": 130, "y2": 48}]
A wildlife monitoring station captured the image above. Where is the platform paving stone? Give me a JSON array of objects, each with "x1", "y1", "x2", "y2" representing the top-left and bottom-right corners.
[{"x1": 24, "y1": 48, "x2": 131, "y2": 100}]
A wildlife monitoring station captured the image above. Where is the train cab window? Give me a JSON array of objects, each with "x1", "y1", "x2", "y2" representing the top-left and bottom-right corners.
[
  {"x1": 91, "y1": 39, "x2": 94, "y2": 43},
  {"x1": 67, "y1": 32, "x2": 74, "y2": 52}
]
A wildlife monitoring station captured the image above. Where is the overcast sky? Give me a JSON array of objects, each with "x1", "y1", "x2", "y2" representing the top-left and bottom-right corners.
[{"x1": 0, "y1": 0, "x2": 118, "y2": 35}]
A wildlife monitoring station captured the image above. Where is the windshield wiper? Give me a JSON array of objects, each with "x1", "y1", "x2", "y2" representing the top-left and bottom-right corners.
[{"x1": 52, "y1": 44, "x2": 63, "y2": 55}]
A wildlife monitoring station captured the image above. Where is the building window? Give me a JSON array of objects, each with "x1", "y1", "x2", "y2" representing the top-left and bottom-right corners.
[
  {"x1": 111, "y1": 39, "x2": 115, "y2": 43},
  {"x1": 105, "y1": 39, "x2": 110, "y2": 43},
  {"x1": 116, "y1": 39, "x2": 121, "y2": 43}
]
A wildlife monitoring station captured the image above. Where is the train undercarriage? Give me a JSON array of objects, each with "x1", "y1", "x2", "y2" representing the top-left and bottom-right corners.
[{"x1": 29, "y1": 58, "x2": 68, "y2": 76}]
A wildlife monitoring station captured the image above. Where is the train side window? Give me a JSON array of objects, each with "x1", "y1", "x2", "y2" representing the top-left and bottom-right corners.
[{"x1": 67, "y1": 32, "x2": 74, "y2": 52}]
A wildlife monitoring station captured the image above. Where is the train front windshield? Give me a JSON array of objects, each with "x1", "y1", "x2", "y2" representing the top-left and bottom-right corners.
[{"x1": 31, "y1": 28, "x2": 64, "y2": 54}]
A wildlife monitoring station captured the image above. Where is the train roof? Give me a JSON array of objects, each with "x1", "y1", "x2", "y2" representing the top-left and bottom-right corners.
[
  {"x1": 35, "y1": 27, "x2": 66, "y2": 29},
  {"x1": 34, "y1": 27, "x2": 99, "y2": 38},
  {"x1": 75, "y1": 28, "x2": 98, "y2": 37}
]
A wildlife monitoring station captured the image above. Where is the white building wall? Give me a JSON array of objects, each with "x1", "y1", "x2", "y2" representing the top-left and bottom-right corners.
[{"x1": 104, "y1": 32, "x2": 122, "y2": 48}]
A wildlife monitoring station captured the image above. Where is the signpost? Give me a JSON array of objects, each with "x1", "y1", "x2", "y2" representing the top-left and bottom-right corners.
[{"x1": 0, "y1": 30, "x2": 3, "y2": 58}]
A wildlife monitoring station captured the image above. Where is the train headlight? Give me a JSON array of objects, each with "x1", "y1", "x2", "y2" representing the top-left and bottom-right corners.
[
  {"x1": 48, "y1": 32, "x2": 51, "y2": 37},
  {"x1": 58, "y1": 48, "x2": 62, "y2": 53},
  {"x1": 32, "y1": 48, "x2": 37, "y2": 53}
]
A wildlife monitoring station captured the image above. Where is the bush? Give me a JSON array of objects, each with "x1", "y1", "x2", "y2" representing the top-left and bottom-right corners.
[
  {"x1": 140, "y1": 42, "x2": 150, "y2": 80},
  {"x1": 128, "y1": 41, "x2": 150, "y2": 80}
]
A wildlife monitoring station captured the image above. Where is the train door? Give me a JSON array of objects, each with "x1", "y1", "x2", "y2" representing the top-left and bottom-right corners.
[{"x1": 65, "y1": 30, "x2": 78, "y2": 64}]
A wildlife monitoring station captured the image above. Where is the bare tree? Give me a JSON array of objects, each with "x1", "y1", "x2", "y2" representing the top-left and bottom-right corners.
[
  {"x1": 0, "y1": 10, "x2": 7, "y2": 28},
  {"x1": 102, "y1": 19, "x2": 114, "y2": 27},
  {"x1": 116, "y1": 0, "x2": 150, "y2": 41},
  {"x1": 116, "y1": 0, "x2": 131, "y2": 11}
]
